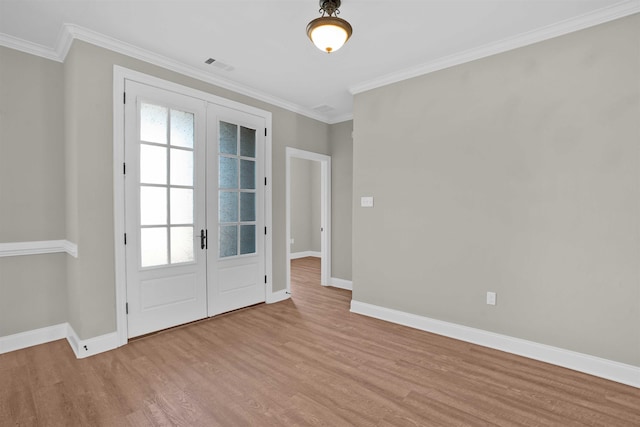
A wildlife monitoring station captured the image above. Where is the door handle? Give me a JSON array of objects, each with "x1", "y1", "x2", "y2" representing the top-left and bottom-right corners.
[{"x1": 200, "y1": 229, "x2": 207, "y2": 250}]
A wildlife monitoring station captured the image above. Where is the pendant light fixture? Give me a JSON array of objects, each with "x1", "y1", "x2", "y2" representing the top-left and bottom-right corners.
[{"x1": 306, "y1": 0, "x2": 353, "y2": 53}]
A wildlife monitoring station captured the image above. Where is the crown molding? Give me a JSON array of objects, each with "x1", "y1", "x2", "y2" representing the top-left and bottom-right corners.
[
  {"x1": 349, "y1": 0, "x2": 640, "y2": 95},
  {"x1": 60, "y1": 25, "x2": 330, "y2": 123},
  {"x1": 0, "y1": 24, "x2": 331, "y2": 124},
  {"x1": 0, "y1": 33, "x2": 62, "y2": 62},
  {"x1": 55, "y1": 23, "x2": 75, "y2": 59},
  {"x1": 327, "y1": 112, "x2": 354, "y2": 125}
]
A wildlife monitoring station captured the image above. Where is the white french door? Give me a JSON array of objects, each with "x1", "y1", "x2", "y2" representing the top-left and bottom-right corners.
[
  {"x1": 124, "y1": 81, "x2": 266, "y2": 338},
  {"x1": 207, "y1": 105, "x2": 266, "y2": 316}
]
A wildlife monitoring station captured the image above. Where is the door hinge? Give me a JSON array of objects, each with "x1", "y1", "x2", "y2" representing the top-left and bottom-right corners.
[
  {"x1": 123, "y1": 92, "x2": 126, "y2": 104},
  {"x1": 264, "y1": 128, "x2": 267, "y2": 136},
  {"x1": 264, "y1": 227, "x2": 267, "y2": 235},
  {"x1": 264, "y1": 177, "x2": 267, "y2": 186},
  {"x1": 123, "y1": 162, "x2": 126, "y2": 174},
  {"x1": 125, "y1": 302, "x2": 129, "y2": 314},
  {"x1": 264, "y1": 275, "x2": 267, "y2": 284},
  {"x1": 124, "y1": 233, "x2": 127, "y2": 245}
]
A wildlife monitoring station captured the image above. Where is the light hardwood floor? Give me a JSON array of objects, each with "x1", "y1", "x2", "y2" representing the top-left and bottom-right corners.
[{"x1": 1, "y1": 257, "x2": 639, "y2": 426}]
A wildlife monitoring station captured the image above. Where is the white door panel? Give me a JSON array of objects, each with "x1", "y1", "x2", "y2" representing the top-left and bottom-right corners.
[
  {"x1": 125, "y1": 80, "x2": 207, "y2": 338},
  {"x1": 140, "y1": 273, "x2": 198, "y2": 310},
  {"x1": 219, "y1": 264, "x2": 259, "y2": 292},
  {"x1": 207, "y1": 105, "x2": 266, "y2": 316}
]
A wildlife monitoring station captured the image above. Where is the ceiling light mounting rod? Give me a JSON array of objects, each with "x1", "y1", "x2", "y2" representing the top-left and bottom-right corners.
[
  {"x1": 306, "y1": 0, "x2": 353, "y2": 54},
  {"x1": 319, "y1": 0, "x2": 340, "y2": 17}
]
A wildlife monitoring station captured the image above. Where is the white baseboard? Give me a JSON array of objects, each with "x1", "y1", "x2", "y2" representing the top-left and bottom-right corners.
[
  {"x1": 66, "y1": 324, "x2": 119, "y2": 359},
  {"x1": 350, "y1": 300, "x2": 640, "y2": 389},
  {"x1": 330, "y1": 277, "x2": 353, "y2": 290},
  {"x1": 290, "y1": 251, "x2": 321, "y2": 260},
  {"x1": 266, "y1": 289, "x2": 290, "y2": 304},
  {"x1": 0, "y1": 322, "x2": 118, "y2": 358},
  {"x1": 0, "y1": 323, "x2": 68, "y2": 354}
]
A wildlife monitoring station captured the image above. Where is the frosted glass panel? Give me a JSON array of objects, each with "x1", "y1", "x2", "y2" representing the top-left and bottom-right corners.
[
  {"x1": 219, "y1": 191, "x2": 238, "y2": 223},
  {"x1": 170, "y1": 109, "x2": 194, "y2": 148},
  {"x1": 219, "y1": 157, "x2": 238, "y2": 189},
  {"x1": 240, "y1": 225, "x2": 256, "y2": 255},
  {"x1": 240, "y1": 160, "x2": 255, "y2": 189},
  {"x1": 240, "y1": 192, "x2": 255, "y2": 222},
  {"x1": 240, "y1": 127, "x2": 256, "y2": 158},
  {"x1": 215, "y1": 120, "x2": 260, "y2": 259},
  {"x1": 220, "y1": 225, "x2": 238, "y2": 258},
  {"x1": 140, "y1": 186, "x2": 167, "y2": 226},
  {"x1": 141, "y1": 227, "x2": 168, "y2": 267},
  {"x1": 171, "y1": 226, "x2": 194, "y2": 264},
  {"x1": 170, "y1": 188, "x2": 193, "y2": 225},
  {"x1": 140, "y1": 103, "x2": 167, "y2": 144},
  {"x1": 220, "y1": 121, "x2": 237, "y2": 155},
  {"x1": 170, "y1": 149, "x2": 193, "y2": 186},
  {"x1": 140, "y1": 144, "x2": 166, "y2": 185}
]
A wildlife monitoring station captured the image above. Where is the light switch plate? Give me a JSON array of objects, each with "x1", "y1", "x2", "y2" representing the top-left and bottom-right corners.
[
  {"x1": 361, "y1": 196, "x2": 374, "y2": 208},
  {"x1": 486, "y1": 292, "x2": 497, "y2": 306}
]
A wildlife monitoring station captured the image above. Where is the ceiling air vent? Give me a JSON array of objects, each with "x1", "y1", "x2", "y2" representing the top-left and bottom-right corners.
[
  {"x1": 312, "y1": 105, "x2": 334, "y2": 114},
  {"x1": 204, "y1": 58, "x2": 234, "y2": 71}
]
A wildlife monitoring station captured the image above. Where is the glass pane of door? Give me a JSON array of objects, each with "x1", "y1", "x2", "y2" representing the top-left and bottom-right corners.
[
  {"x1": 218, "y1": 120, "x2": 257, "y2": 258},
  {"x1": 139, "y1": 102, "x2": 196, "y2": 267},
  {"x1": 140, "y1": 227, "x2": 168, "y2": 267}
]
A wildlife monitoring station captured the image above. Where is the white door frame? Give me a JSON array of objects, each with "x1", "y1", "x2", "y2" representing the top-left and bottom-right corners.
[
  {"x1": 113, "y1": 66, "x2": 272, "y2": 347},
  {"x1": 285, "y1": 147, "x2": 331, "y2": 293}
]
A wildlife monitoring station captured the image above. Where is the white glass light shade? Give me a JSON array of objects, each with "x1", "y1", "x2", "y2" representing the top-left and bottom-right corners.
[{"x1": 307, "y1": 17, "x2": 352, "y2": 53}]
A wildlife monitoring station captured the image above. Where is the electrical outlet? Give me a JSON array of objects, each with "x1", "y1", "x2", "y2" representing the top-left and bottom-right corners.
[{"x1": 486, "y1": 292, "x2": 497, "y2": 306}]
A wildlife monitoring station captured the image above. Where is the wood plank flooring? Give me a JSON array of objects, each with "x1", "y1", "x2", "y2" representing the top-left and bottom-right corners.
[{"x1": 1, "y1": 256, "x2": 639, "y2": 426}]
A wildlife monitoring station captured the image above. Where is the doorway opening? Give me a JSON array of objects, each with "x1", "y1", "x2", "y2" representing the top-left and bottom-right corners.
[{"x1": 285, "y1": 148, "x2": 331, "y2": 294}]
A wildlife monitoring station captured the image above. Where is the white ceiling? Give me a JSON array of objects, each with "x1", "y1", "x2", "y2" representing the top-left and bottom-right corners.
[{"x1": 1, "y1": 0, "x2": 638, "y2": 123}]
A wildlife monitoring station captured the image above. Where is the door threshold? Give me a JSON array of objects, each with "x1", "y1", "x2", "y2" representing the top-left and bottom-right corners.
[{"x1": 128, "y1": 302, "x2": 267, "y2": 342}]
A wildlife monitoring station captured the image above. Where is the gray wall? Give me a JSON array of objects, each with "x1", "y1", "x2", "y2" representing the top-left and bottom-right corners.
[
  {"x1": 0, "y1": 46, "x2": 68, "y2": 335},
  {"x1": 0, "y1": 255, "x2": 68, "y2": 336},
  {"x1": 309, "y1": 162, "x2": 322, "y2": 252},
  {"x1": 310, "y1": 161, "x2": 321, "y2": 252},
  {"x1": 0, "y1": 47, "x2": 66, "y2": 241},
  {"x1": 290, "y1": 158, "x2": 321, "y2": 254},
  {"x1": 352, "y1": 14, "x2": 640, "y2": 366},
  {"x1": 329, "y1": 120, "x2": 353, "y2": 281}
]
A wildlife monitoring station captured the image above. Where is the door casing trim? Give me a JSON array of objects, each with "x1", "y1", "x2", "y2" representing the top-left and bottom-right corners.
[
  {"x1": 285, "y1": 147, "x2": 332, "y2": 293},
  {"x1": 113, "y1": 65, "x2": 273, "y2": 346}
]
